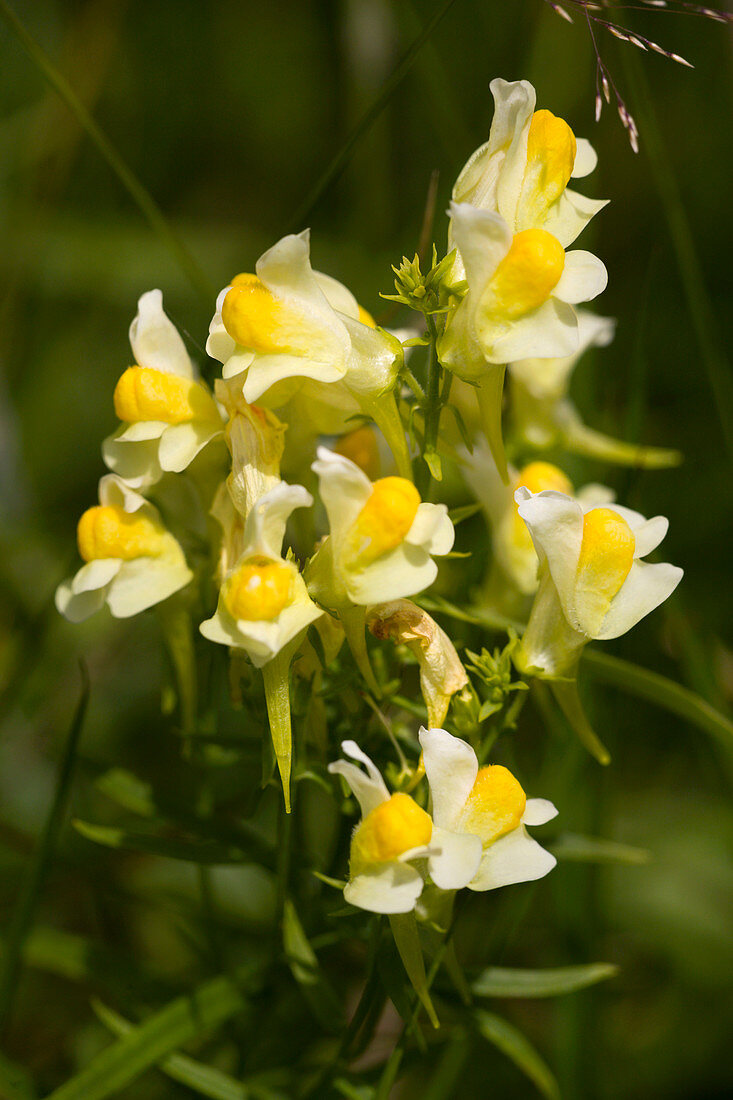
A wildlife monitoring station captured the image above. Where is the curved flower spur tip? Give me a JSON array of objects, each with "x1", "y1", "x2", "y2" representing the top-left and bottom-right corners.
[
  {"x1": 55, "y1": 474, "x2": 193, "y2": 624},
  {"x1": 418, "y1": 726, "x2": 557, "y2": 892},
  {"x1": 308, "y1": 449, "x2": 455, "y2": 693},
  {"x1": 104, "y1": 290, "x2": 223, "y2": 487},
  {"x1": 367, "y1": 601, "x2": 468, "y2": 729},
  {"x1": 199, "y1": 480, "x2": 320, "y2": 812}
]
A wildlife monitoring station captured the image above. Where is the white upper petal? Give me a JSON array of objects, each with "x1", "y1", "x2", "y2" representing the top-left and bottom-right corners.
[
  {"x1": 328, "y1": 740, "x2": 390, "y2": 816},
  {"x1": 419, "y1": 726, "x2": 477, "y2": 829},
  {"x1": 449, "y1": 202, "x2": 513, "y2": 295},
  {"x1": 129, "y1": 290, "x2": 193, "y2": 378},
  {"x1": 515, "y1": 488, "x2": 584, "y2": 614},
  {"x1": 241, "y1": 481, "x2": 313, "y2": 561},
  {"x1": 312, "y1": 447, "x2": 373, "y2": 544}
]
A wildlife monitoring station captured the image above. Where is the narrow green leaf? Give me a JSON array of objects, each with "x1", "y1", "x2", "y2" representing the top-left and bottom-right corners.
[
  {"x1": 95, "y1": 769, "x2": 156, "y2": 818},
  {"x1": 333, "y1": 1079, "x2": 374, "y2": 1100},
  {"x1": 447, "y1": 502, "x2": 483, "y2": 526},
  {"x1": 92, "y1": 1000, "x2": 247, "y2": 1100},
  {"x1": 0, "y1": 665, "x2": 89, "y2": 1033},
  {"x1": 45, "y1": 968, "x2": 255, "y2": 1100},
  {"x1": 388, "y1": 913, "x2": 439, "y2": 1029},
  {"x1": 551, "y1": 833, "x2": 651, "y2": 866},
  {"x1": 583, "y1": 649, "x2": 733, "y2": 747},
  {"x1": 72, "y1": 820, "x2": 248, "y2": 864},
  {"x1": 282, "y1": 900, "x2": 343, "y2": 1032},
  {"x1": 474, "y1": 1009, "x2": 560, "y2": 1100},
  {"x1": 549, "y1": 679, "x2": 610, "y2": 765},
  {"x1": 472, "y1": 964, "x2": 618, "y2": 999}
]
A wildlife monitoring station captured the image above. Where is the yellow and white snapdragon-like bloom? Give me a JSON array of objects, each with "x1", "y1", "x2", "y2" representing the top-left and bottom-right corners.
[
  {"x1": 103, "y1": 291, "x2": 224, "y2": 489},
  {"x1": 419, "y1": 726, "x2": 557, "y2": 892},
  {"x1": 514, "y1": 488, "x2": 683, "y2": 678},
  {"x1": 55, "y1": 474, "x2": 193, "y2": 622},
  {"x1": 200, "y1": 481, "x2": 322, "y2": 668},
  {"x1": 206, "y1": 232, "x2": 411, "y2": 476},
  {"x1": 440, "y1": 200, "x2": 608, "y2": 372},
  {"x1": 329, "y1": 740, "x2": 435, "y2": 913},
  {"x1": 450, "y1": 77, "x2": 607, "y2": 257},
  {"x1": 307, "y1": 447, "x2": 454, "y2": 610},
  {"x1": 462, "y1": 443, "x2": 614, "y2": 599}
]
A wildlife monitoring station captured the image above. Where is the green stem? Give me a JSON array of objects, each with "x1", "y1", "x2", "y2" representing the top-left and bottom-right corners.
[
  {"x1": 0, "y1": 664, "x2": 89, "y2": 1033},
  {"x1": 158, "y1": 598, "x2": 198, "y2": 738},
  {"x1": 475, "y1": 365, "x2": 508, "y2": 483},
  {"x1": 261, "y1": 647, "x2": 295, "y2": 813},
  {"x1": 340, "y1": 604, "x2": 380, "y2": 696},
  {"x1": 0, "y1": 0, "x2": 214, "y2": 305},
  {"x1": 418, "y1": 314, "x2": 443, "y2": 498}
]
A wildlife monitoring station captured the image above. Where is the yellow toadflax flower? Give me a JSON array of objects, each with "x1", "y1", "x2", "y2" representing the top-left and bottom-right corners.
[
  {"x1": 103, "y1": 291, "x2": 224, "y2": 489},
  {"x1": 451, "y1": 77, "x2": 607, "y2": 256},
  {"x1": 200, "y1": 481, "x2": 323, "y2": 810},
  {"x1": 439, "y1": 78, "x2": 608, "y2": 481},
  {"x1": 461, "y1": 442, "x2": 614, "y2": 607},
  {"x1": 419, "y1": 726, "x2": 557, "y2": 892},
  {"x1": 306, "y1": 448, "x2": 454, "y2": 691},
  {"x1": 55, "y1": 474, "x2": 193, "y2": 622},
  {"x1": 206, "y1": 232, "x2": 411, "y2": 478},
  {"x1": 328, "y1": 740, "x2": 435, "y2": 914},
  {"x1": 514, "y1": 487, "x2": 683, "y2": 679}
]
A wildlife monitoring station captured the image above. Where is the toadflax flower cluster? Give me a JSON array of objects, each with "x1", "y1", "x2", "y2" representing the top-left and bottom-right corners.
[{"x1": 56, "y1": 75, "x2": 684, "y2": 1006}]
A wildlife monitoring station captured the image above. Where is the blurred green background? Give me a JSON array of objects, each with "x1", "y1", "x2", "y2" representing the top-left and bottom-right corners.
[{"x1": 1, "y1": 1, "x2": 732, "y2": 1097}]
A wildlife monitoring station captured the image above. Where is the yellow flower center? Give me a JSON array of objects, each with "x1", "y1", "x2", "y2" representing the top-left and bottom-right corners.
[
  {"x1": 77, "y1": 505, "x2": 166, "y2": 562},
  {"x1": 483, "y1": 229, "x2": 565, "y2": 321},
  {"x1": 221, "y1": 273, "x2": 287, "y2": 355},
  {"x1": 114, "y1": 366, "x2": 218, "y2": 425},
  {"x1": 223, "y1": 557, "x2": 294, "y2": 621},
  {"x1": 350, "y1": 793, "x2": 432, "y2": 873},
  {"x1": 335, "y1": 426, "x2": 381, "y2": 481},
  {"x1": 345, "y1": 477, "x2": 421, "y2": 567},
  {"x1": 519, "y1": 109, "x2": 577, "y2": 226},
  {"x1": 460, "y1": 765, "x2": 526, "y2": 846},
  {"x1": 575, "y1": 508, "x2": 636, "y2": 626},
  {"x1": 511, "y1": 462, "x2": 573, "y2": 552}
]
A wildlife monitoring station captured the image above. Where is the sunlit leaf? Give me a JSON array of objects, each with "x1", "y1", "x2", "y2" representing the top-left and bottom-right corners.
[
  {"x1": 282, "y1": 899, "x2": 343, "y2": 1032},
  {"x1": 472, "y1": 963, "x2": 618, "y2": 999},
  {"x1": 73, "y1": 820, "x2": 248, "y2": 864}
]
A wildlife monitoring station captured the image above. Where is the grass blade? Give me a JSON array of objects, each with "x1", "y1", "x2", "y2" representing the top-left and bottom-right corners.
[
  {"x1": 45, "y1": 968, "x2": 255, "y2": 1100},
  {"x1": 92, "y1": 999, "x2": 249, "y2": 1100},
  {"x1": 0, "y1": 0, "x2": 214, "y2": 304},
  {"x1": 472, "y1": 964, "x2": 618, "y2": 999},
  {"x1": 72, "y1": 820, "x2": 250, "y2": 864},
  {"x1": 287, "y1": 0, "x2": 461, "y2": 230},
  {"x1": 551, "y1": 833, "x2": 651, "y2": 865},
  {"x1": 474, "y1": 1009, "x2": 560, "y2": 1100},
  {"x1": 0, "y1": 663, "x2": 89, "y2": 1033}
]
